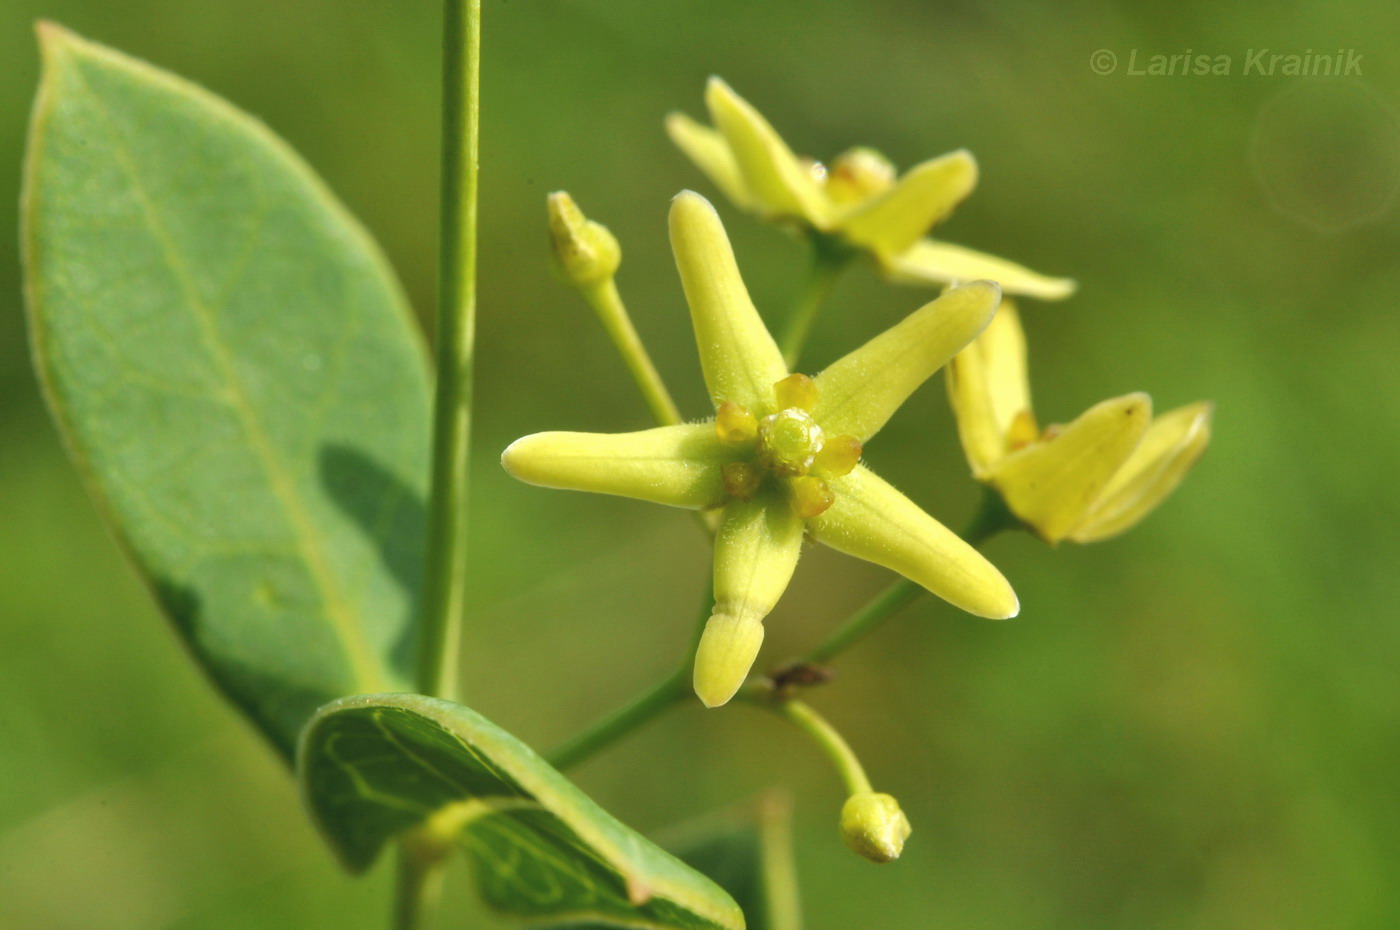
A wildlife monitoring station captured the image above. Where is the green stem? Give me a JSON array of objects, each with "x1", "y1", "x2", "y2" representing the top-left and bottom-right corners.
[
  {"x1": 779, "y1": 237, "x2": 851, "y2": 369},
  {"x1": 755, "y1": 794, "x2": 803, "y2": 930},
  {"x1": 797, "y1": 488, "x2": 1018, "y2": 667},
  {"x1": 548, "y1": 591, "x2": 713, "y2": 770},
  {"x1": 801, "y1": 578, "x2": 923, "y2": 667},
  {"x1": 548, "y1": 670, "x2": 687, "y2": 771},
  {"x1": 582, "y1": 278, "x2": 682, "y2": 427},
  {"x1": 393, "y1": 843, "x2": 447, "y2": 930},
  {"x1": 419, "y1": 0, "x2": 482, "y2": 701},
  {"x1": 742, "y1": 690, "x2": 872, "y2": 795}
]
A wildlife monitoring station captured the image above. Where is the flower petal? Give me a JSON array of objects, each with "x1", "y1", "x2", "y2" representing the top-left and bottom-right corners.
[
  {"x1": 946, "y1": 301, "x2": 1032, "y2": 478},
  {"x1": 808, "y1": 465, "x2": 1018, "y2": 619},
  {"x1": 665, "y1": 111, "x2": 756, "y2": 212},
  {"x1": 879, "y1": 239, "x2": 1077, "y2": 301},
  {"x1": 836, "y1": 150, "x2": 978, "y2": 257},
  {"x1": 1068, "y1": 401, "x2": 1213, "y2": 543},
  {"x1": 670, "y1": 192, "x2": 789, "y2": 411},
  {"x1": 989, "y1": 393, "x2": 1151, "y2": 543},
  {"x1": 695, "y1": 493, "x2": 805, "y2": 707},
  {"x1": 704, "y1": 77, "x2": 831, "y2": 227},
  {"x1": 501, "y1": 423, "x2": 728, "y2": 509},
  {"x1": 811, "y1": 281, "x2": 1000, "y2": 442}
]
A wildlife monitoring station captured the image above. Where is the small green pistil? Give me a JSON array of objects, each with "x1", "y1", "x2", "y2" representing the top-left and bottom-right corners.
[{"x1": 758, "y1": 408, "x2": 825, "y2": 478}]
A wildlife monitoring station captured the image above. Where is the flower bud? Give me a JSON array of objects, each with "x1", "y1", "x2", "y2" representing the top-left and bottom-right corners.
[
  {"x1": 840, "y1": 792, "x2": 911, "y2": 863},
  {"x1": 547, "y1": 191, "x2": 621, "y2": 287}
]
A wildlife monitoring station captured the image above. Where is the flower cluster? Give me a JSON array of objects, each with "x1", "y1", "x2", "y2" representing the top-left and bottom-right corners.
[{"x1": 506, "y1": 77, "x2": 1212, "y2": 863}]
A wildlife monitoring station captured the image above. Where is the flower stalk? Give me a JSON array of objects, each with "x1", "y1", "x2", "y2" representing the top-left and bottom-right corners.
[
  {"x1": 548, "y1": 592, "x2": 714, "y2": 771},
  {"x1": 401, "y1": 0, "x2": 481, "y2": 926},
  {"x1": 740, "y1": 687, "x2": 911, "y2": 863},
  {"x1": 420, "y1": 0, "x2": 481, "y2": 702},
  {"x1": 779, "y1": 235, "x2": 853, "y2": 368},
  {"x1": 547, "y1": 191, "x2": 682, "y2": 426}
]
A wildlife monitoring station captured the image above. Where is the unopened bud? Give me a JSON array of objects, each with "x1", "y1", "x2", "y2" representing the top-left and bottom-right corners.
[
  {"x1": 548, "y1": 191, "x2": 621, "y2": 287},
  {"x1": 840, "y1": 792, "x2": 911, "y2": 863}
]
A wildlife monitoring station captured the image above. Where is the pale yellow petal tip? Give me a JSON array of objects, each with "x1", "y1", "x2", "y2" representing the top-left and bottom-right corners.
[
  {"x1": 953, "y1": 279, "x2": 1004, "y2": 322},
  {"x1": 959, "y1": 278, "x2": 1003, "y2": 301},
  {"x1": 704, "y1": 74, "x2": 738, "y2": 103},
  {"x1": 1041, "y1": 277, "x2": 1079, "y2": 300},
  {"x1": 840, "y1": 793, "x2": 912, "y2": 864},
  {"x1": 693, "y1": 611, "x2": 765, "y2": 708},
  {"x1": 948, "y1": 147, "x2": 979, "y2": 178},
  {"x1": 1121, "y1": 391, "x2": 1154, "y2": 420},
  {"x1": 978, "y1": 576, "x2": 1020, "y2": 620},
  {"x1": 670, "y1": 188, "x2": 718, "y2": 220},
  {"x1": 1000, "y1": 589, "x2": 1021, "y2": 620},
  {"x1": 499, "y1": 434, "x2": 540, "y2": 482},
  {"x1": 923, "y1": 148, "x2": 980, "y2": 194}
]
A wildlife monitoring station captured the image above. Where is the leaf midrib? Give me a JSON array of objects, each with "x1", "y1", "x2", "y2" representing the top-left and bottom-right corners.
[{"x1": 66, "y1": 57, "x2": 389, "y2": 693}]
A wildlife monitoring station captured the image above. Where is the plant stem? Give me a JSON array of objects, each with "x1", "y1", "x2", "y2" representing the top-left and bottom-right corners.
[
  {"x1": 548, "y1": 590, "x2": 714, "y2": 770},
  {"x1": 742, "y1": 690, "x2": 872, "y2": 796},
  {"x1": 548, "y1": 669, "x2": 687, "y2": 771},
  {"x1": 394, "y1": 843, "x2": 447, "y2": 930},
  {"x1": 419, "y1": 0, "x2": 481, "y2": 701},
  {"x1": 398, "y1": 2, "x2": 479, "y2": 924},
  {"x1": 796, "y1": 489, "x2": 1018, "y2": 667},
  {"x1": 779, "y1": 237, "x2": 851, "y2": 369},
  {"x1": 582, "y1": 278, "x2": 682, "y2": 426},
  {"x1": 801, "y1": 577, "x2": 924, "y2": 667}
]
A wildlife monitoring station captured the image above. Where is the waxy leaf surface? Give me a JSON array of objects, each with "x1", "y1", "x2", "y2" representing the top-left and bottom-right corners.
[{"x1": 23, "y1": 26, "x2": 431, "y2": 757}]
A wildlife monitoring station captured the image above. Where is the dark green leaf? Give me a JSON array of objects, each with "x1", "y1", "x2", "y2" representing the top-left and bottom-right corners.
[
  {"x1": 662, "y1": 794, "x2": 802, "y2": 930},
  {"x1": 21, "y1": 25, "x2": 430, "y2": 758},
  {"x1": 299, "y1": 694, "x2": 745, "y2": 929}
]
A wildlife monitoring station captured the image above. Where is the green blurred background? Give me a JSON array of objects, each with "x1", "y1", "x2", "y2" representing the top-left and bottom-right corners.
[{"x1": 3, "y1": 1, "x2": 1398, "y2": 927}]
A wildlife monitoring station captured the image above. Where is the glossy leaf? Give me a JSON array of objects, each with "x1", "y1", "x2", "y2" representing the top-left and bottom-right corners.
[
  {"x1": 299, "y1": 694, "x2": 745, "y2": 929},
  {"x1": 21, "y1": 25, "x2": 430, "y2": 758}
]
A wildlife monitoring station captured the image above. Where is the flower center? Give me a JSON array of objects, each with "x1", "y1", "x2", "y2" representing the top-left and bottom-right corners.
[
  {"x1": 757, "y1": 408, "x2": 825, "y2": 478},
  {"x1": 714, "y1": 375, "x2": 863, "y2": 518}
]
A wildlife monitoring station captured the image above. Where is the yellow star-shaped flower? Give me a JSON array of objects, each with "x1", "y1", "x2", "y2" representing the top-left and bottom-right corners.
[
  {"x1": 503, "y1": 192, "x2": 1019, "y2": 708},
  {"x1": 946, "y1": 301, "x2": 1213, "y2": 543},
  {"x1": 666, "y1": 77, "x2": 1075, "y2": 301}
]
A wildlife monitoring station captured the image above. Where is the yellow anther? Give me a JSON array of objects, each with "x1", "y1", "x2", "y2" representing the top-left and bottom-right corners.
[
  {"x1": 715, "y1": 401, "x2": 758, "y2": 444},
  {"x1": 774, "y1": 373, "x2": 819, "y2": 412},
  {"x1": 1006, "y1": 408, "x2": 1040, "y2": 451},
  {"x1": 825, "y1": 147, "x2": 897, "y2": 204},
  {"x1": 722, "y1": 461, "x2": 763, "y2": 499},
  {"x1": 815, "y1": 434, "x2": 862, "y2": 477},
  {"x1": 789, "y1": 476, "x2": 835, "y2": 519}
]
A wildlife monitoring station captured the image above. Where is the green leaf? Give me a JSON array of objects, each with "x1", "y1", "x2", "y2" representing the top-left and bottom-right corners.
[
  {"x1": 662, "y1": 795, "x2": 802, "y2": 930},
  {"x1": 556, "y1": 794, "x2": 801, "y2": 930},
  {"x1": 21, "y1": 24, "x2": 430, "y2": 758},
  {"x1": 298, "y1": 694, "x2": 745, "y2": 930}
]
